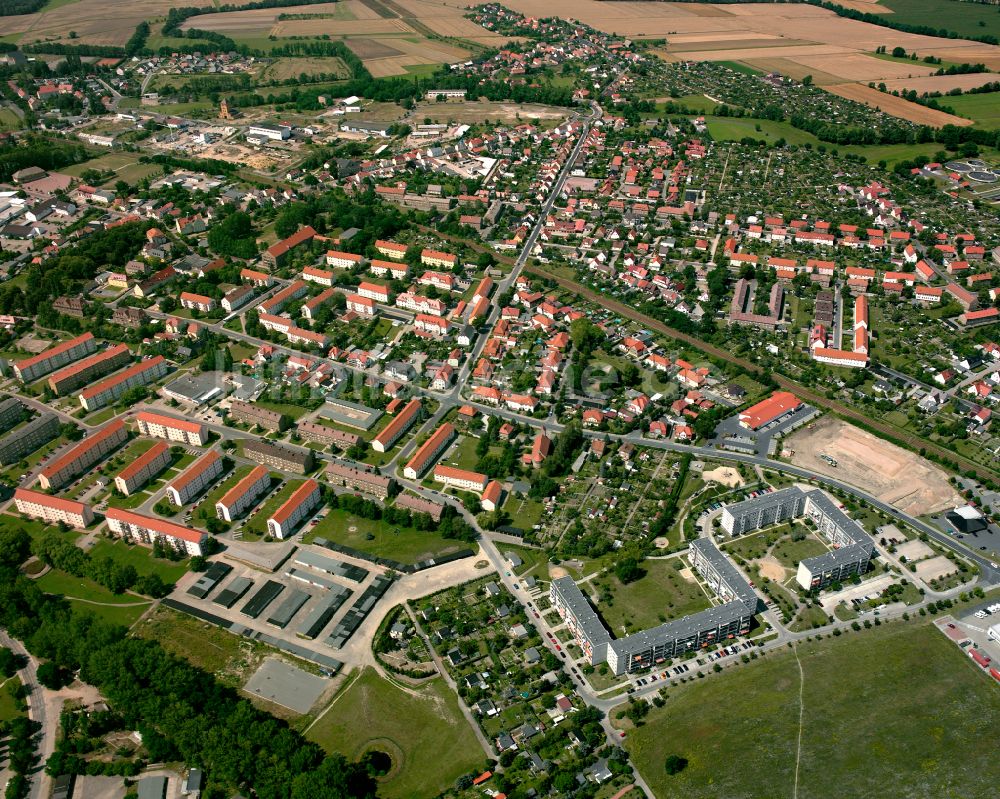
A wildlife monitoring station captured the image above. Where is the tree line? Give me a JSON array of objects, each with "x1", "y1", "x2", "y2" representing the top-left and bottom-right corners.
[{"x1": 0, "y1": 526, "x2": 379, "y2": 798}]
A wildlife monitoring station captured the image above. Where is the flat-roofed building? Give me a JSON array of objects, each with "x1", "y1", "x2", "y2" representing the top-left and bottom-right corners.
[
  {"x1": 15, "y1": 332, "x2": 97, "y2": 382},
  {"x1": 166, "y1": 450, "x2": 223, "y2": 505},
  {"x1": 243, "y1": 439, "x2": 313, "y2": 474},
  {"x1": 39, "y1": 419, "x2": 128, "y2": 490},
  {"x1": 105, "y1": 508, "x2": 207, "y2": 556},
  {"x1": 78, "y1": 356, "x2": 169, "y2": 411},
  {"x1": 296, "y1": 420, "x2": 360, "y2": 449},
  {"x1": 267, "y1": 479, "x2": 321, "y2": 539},
  {"x1": 0, "y1": 396, "x2": 25, "y2": 432},
  {"x1": 720, "y1": 486, "x2": 807, "y2": 536},
  {"x1": 228, "y1": 400, "x2": 290, "y2": 432},
  {"x1": 433, "y1": 464, "x2": 487, "y2": 492},
  {"x1": 403, "y1": 422, "x2": 455, "y2": 479},
  {"x1": 0, "y1": 412, "x2": 59, "y2": 465},
  {"x1": 325, "y1": 461, "x2": 393, "y2": 498},
  {"x1": 115, "y1": 441, "x2": 171, "y2": 496},
  {"x1": 47, "y1": 343, "x2": 131, "y2": 395},
  {"x1": 135, "y1": 410, "x2": 208, "y2": 445},
  {"x1": 216, "y1": 465, "x2": 270, "y2": 522},
  {"x1": 372, "y1": 398, "x2": 421, "y2": 453},
  {"x1": 14, "y1": 488, "x2": 93, "y2": 529}
]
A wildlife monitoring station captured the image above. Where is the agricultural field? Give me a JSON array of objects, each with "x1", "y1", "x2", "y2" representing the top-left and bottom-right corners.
[
  {"x1": 626, "y1": 621, "x2": 1000, "y2": 799},
  {"x1": 874, "y1": 0, "x2": 1000, "y2": 42},
  {"x1": 306, "y1": 667, "x2": 485, "y2": 799},
  {"x1": 938, "y1": 91, "x2": 1000, "y2": 128},
  {"x1": 825, "y1": 82, "x2": 974, "y2": 126},
  {"x1": 258, "y1": 56, "x2": 350, "y2": 82}
]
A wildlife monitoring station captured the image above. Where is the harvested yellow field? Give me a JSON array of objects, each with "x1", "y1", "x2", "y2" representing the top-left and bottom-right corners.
[
  {"x1": 786, "y1": 52, "x2": 938, "y2": 82},
  {"x1": 881, "y1": 73, "x2": 1000, "y2": 94},
  {"x1": 179, "y1": 2, "x2": 347, "y2": 31},
  {"x1": 391, "y1": 0, "x2": 512, "y2": 44},
  {"x1": 827, "y1": 82, "x2": 975, "y2": 126},
  {"x1": 739, "y1": 56, "x2": 844, "y2": 86},
  {"x1": 271, "y1": 18, "x2": 414, "y2": 36}
]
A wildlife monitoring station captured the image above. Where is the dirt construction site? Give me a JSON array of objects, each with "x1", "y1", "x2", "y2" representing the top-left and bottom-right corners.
[{"x1": 785, "y1": 416, "x2": 962, "y2": 516}]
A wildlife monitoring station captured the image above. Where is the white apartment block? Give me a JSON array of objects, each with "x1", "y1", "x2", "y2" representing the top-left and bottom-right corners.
[
  {"x1": 166, "y1": 450, "x2": 223, "y2": 506},
  {"x1": 267, "y1": 479, "x2": 321, "y2": 539},
  {"x1": 216, "y1": 465, "x2": 270, "y2": 522},
  {"x1": 13, "y1": 488, "x2": 93, "y2": 529},
  {"x1": 136, "y1": 411, "x2": 208, "y2": 446}
]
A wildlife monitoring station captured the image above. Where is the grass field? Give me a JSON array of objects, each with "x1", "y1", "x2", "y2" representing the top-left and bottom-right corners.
[
  {"x1": 307, "y1": 667, "x2": 485, "y2": 799},
  {"x1": 941, "y1": 92, "x2": 1000, "y2": 128},
  {"x1": 134, "y1": 606, "x2": 262, "y2": 686},
  {"x1": 595, "y1": 559, "x2": 713, "y2": 634},
  {"x1": 0, "y1": 108, "x2": 23, "y2": 131},
  {"x1": 876, "y1": 0, "x2": 1000, "y2": 41},
  {"x1": 627, "y1": 621, "x2": 1000, "y2": 798},
  {"x1": 61, "y1": 151, "x2": 160, "y2": 186},
  {"x1": 86, "y1": 538, "x2": 189, "y2": 584},
  {"x1": 192, "y1": 464, "x2": 251, "y2": 526},
  {"x1": 0, "y1": 678, "x2": 26, "y2": 723},
  {"x1": 304, "y1": 507, "x2": 467, "y2": 564},
  {"x1": 35, "y1": 569, "x2": 151, "y2": 627}
]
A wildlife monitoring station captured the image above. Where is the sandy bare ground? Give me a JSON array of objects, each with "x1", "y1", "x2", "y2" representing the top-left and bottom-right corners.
[
  {"x1": 757, "y1": 555, "x2": 787, "y2": 582},
  {"x1": 785, "y1": 416, "x2": 962, "y2": 517},
  {"x1": 827, "y1": 82, "x2": 975, "y2": 126},
  {"x1": 702, "y1": 466, "x2": 744, "y2": 487},
  {"x1": 881, "y1": 73, "x2": 1000, "y2": 94}
]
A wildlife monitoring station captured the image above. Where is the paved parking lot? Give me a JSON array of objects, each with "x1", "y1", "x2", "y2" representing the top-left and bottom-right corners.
[{"x1": 244, "y1": 657, "x2": 329, "y2": 713}]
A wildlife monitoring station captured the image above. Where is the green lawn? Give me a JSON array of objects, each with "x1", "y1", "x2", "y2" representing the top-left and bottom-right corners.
[
  {"x1": 192, "y1": 464, "x2": 251, "y2": 526},
  {"x1": 941, "y1": 92, "x2": 1000, "y2": 128},
  {"x1": 0, "y1": 677, "x2": 25, "y2": 723},
  {"x1": 0, "y1": 108, "x2": 23, "y2": 132},
  {"x1": 86, "y1": 538, "x2": 188, "y2": 584},
  {"x1": 594, "y1": 559, "x2": 713, "y2": 634},
  {"x1": 307, "y1": 668, "x2": 486, "y2": 799},
  {"x1": 244, "y1": 477, "x2": 301, "y2": 537},
  {"x1": 706, "y1": 116, "x2": 822, "y2": 147},
  {"x1": 627, "y1": 621, "x2": 1000, "y2": 799},
  {"x1": 771, "y1": 534, "x2": 830, "y2": 570},
  {"x1": 304, "y1": 507, "x2": 467, "y2": 564},
  {"x1": 254, "y1": 400, "x2": 309, "y2": 421}
]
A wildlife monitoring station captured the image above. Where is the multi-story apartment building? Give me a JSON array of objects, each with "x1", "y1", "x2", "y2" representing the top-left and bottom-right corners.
[
  {"x1": 241, "y1": 268, "x2": 273, "y2": 287},
  {"x1": 720, "y1": 487, "x2": 807, "y2": 536},
  {"x1": 14, "y1": 332, "x2": 97, "y2": 382},
  {"x1": 105, "y1": 508, "x2": 207, "y2": 556},
  {"x1": 302, "y1": 288, "x2": 336, "y2": 320},
  {"x1": 345, "y1": 294, "x2": 375, "y2": 317},
  {"x1": 0, "y1": 396, "x2": 25, "y2": 431},
  {"x1": 262, "y1": 226, "x2": 315, "y2": 269},
  {"x1": 222, "y1": 285, "x2": 255, "y2": 313},
  {"x1": 267, "y1": 479, "x2": 321, "y2": 539},
  {"x1": 325, "y1": 250, "x2": 364, "y2": 269},
  {"x1": 374, "y1": 240, "x2": 407, "y2": 261},
  {"x1": 228, "y1": 400, "x2": 290, "y2": 432},
  {"x1": 39, "y1": 419, "x2": 128, "y2": 490},
  {"x1": 420, "y1": 248, "x2": 457, "y2": 269},
  {"x1": 14, "y1": 488, "x2": 93, "y2": 529},
  {"x1": 78, "y1": 356, "x2": 169, "y2": 411},
  {"x1": 180, "y1": 291, "x2": 217, "y2": 313},
  {"x1": 135, "y1": 410, "x2": 208, "y2": 446},
  {"x1": 114, "y1": 441, "x2": 171, "y2": 496},
  {"x1": 259, "y1": 280, "x2": 308, "y2": 314},
  {"x1": 303, "y1": 265, "x2": 335, "y2": 286},
  {"x1": 433, "y1": 464, "x2": 488, "y2": 492},
  {"x1": 0, "y1": 412, "x2": 58, "y2": 465},
  {"x1": 325, "y1": 461, "x2": 393, "y2": 499},
  {"x1": 216, "y1": 465, "x2": 270, "y2": 522},
  {"x1": 243, "y1": 439, "x2": 313, "y2": 474},
  {"x1": 395, "y1": 292, "x2": 446, "y2": 316},
  {"x1": 296, "y1": 421, "x2": 360, "y2": 449},
  {"x1": 403, "y1": 422, "x2": 455, "y2": 479},
  {"x1": 372, "y1": 398, "x2": 421, "y2": 453},
  {"x1": 369, "y1": 259, "x2": 408, "y2": 280},
  {"x1": 394, "y1": 492, "x2": 443, "y2": 522},
  {"x1": 166, "y1": 450, "x2": 223, "y2": 505},
  {"x1": 47, "y1": 344, "x2": 132, "y2": 396},
  {"x1": 720, "y1": 487, "x2": 875, "y2": 590},
  {"x1": 356, "y1": 282, "x2": 390, "y2": 303}
]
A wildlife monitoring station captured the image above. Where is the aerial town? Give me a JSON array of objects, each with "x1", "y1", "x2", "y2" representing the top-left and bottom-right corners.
[{"x1": 0, "y1": 1, "x2": 997, "y2": 798}]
